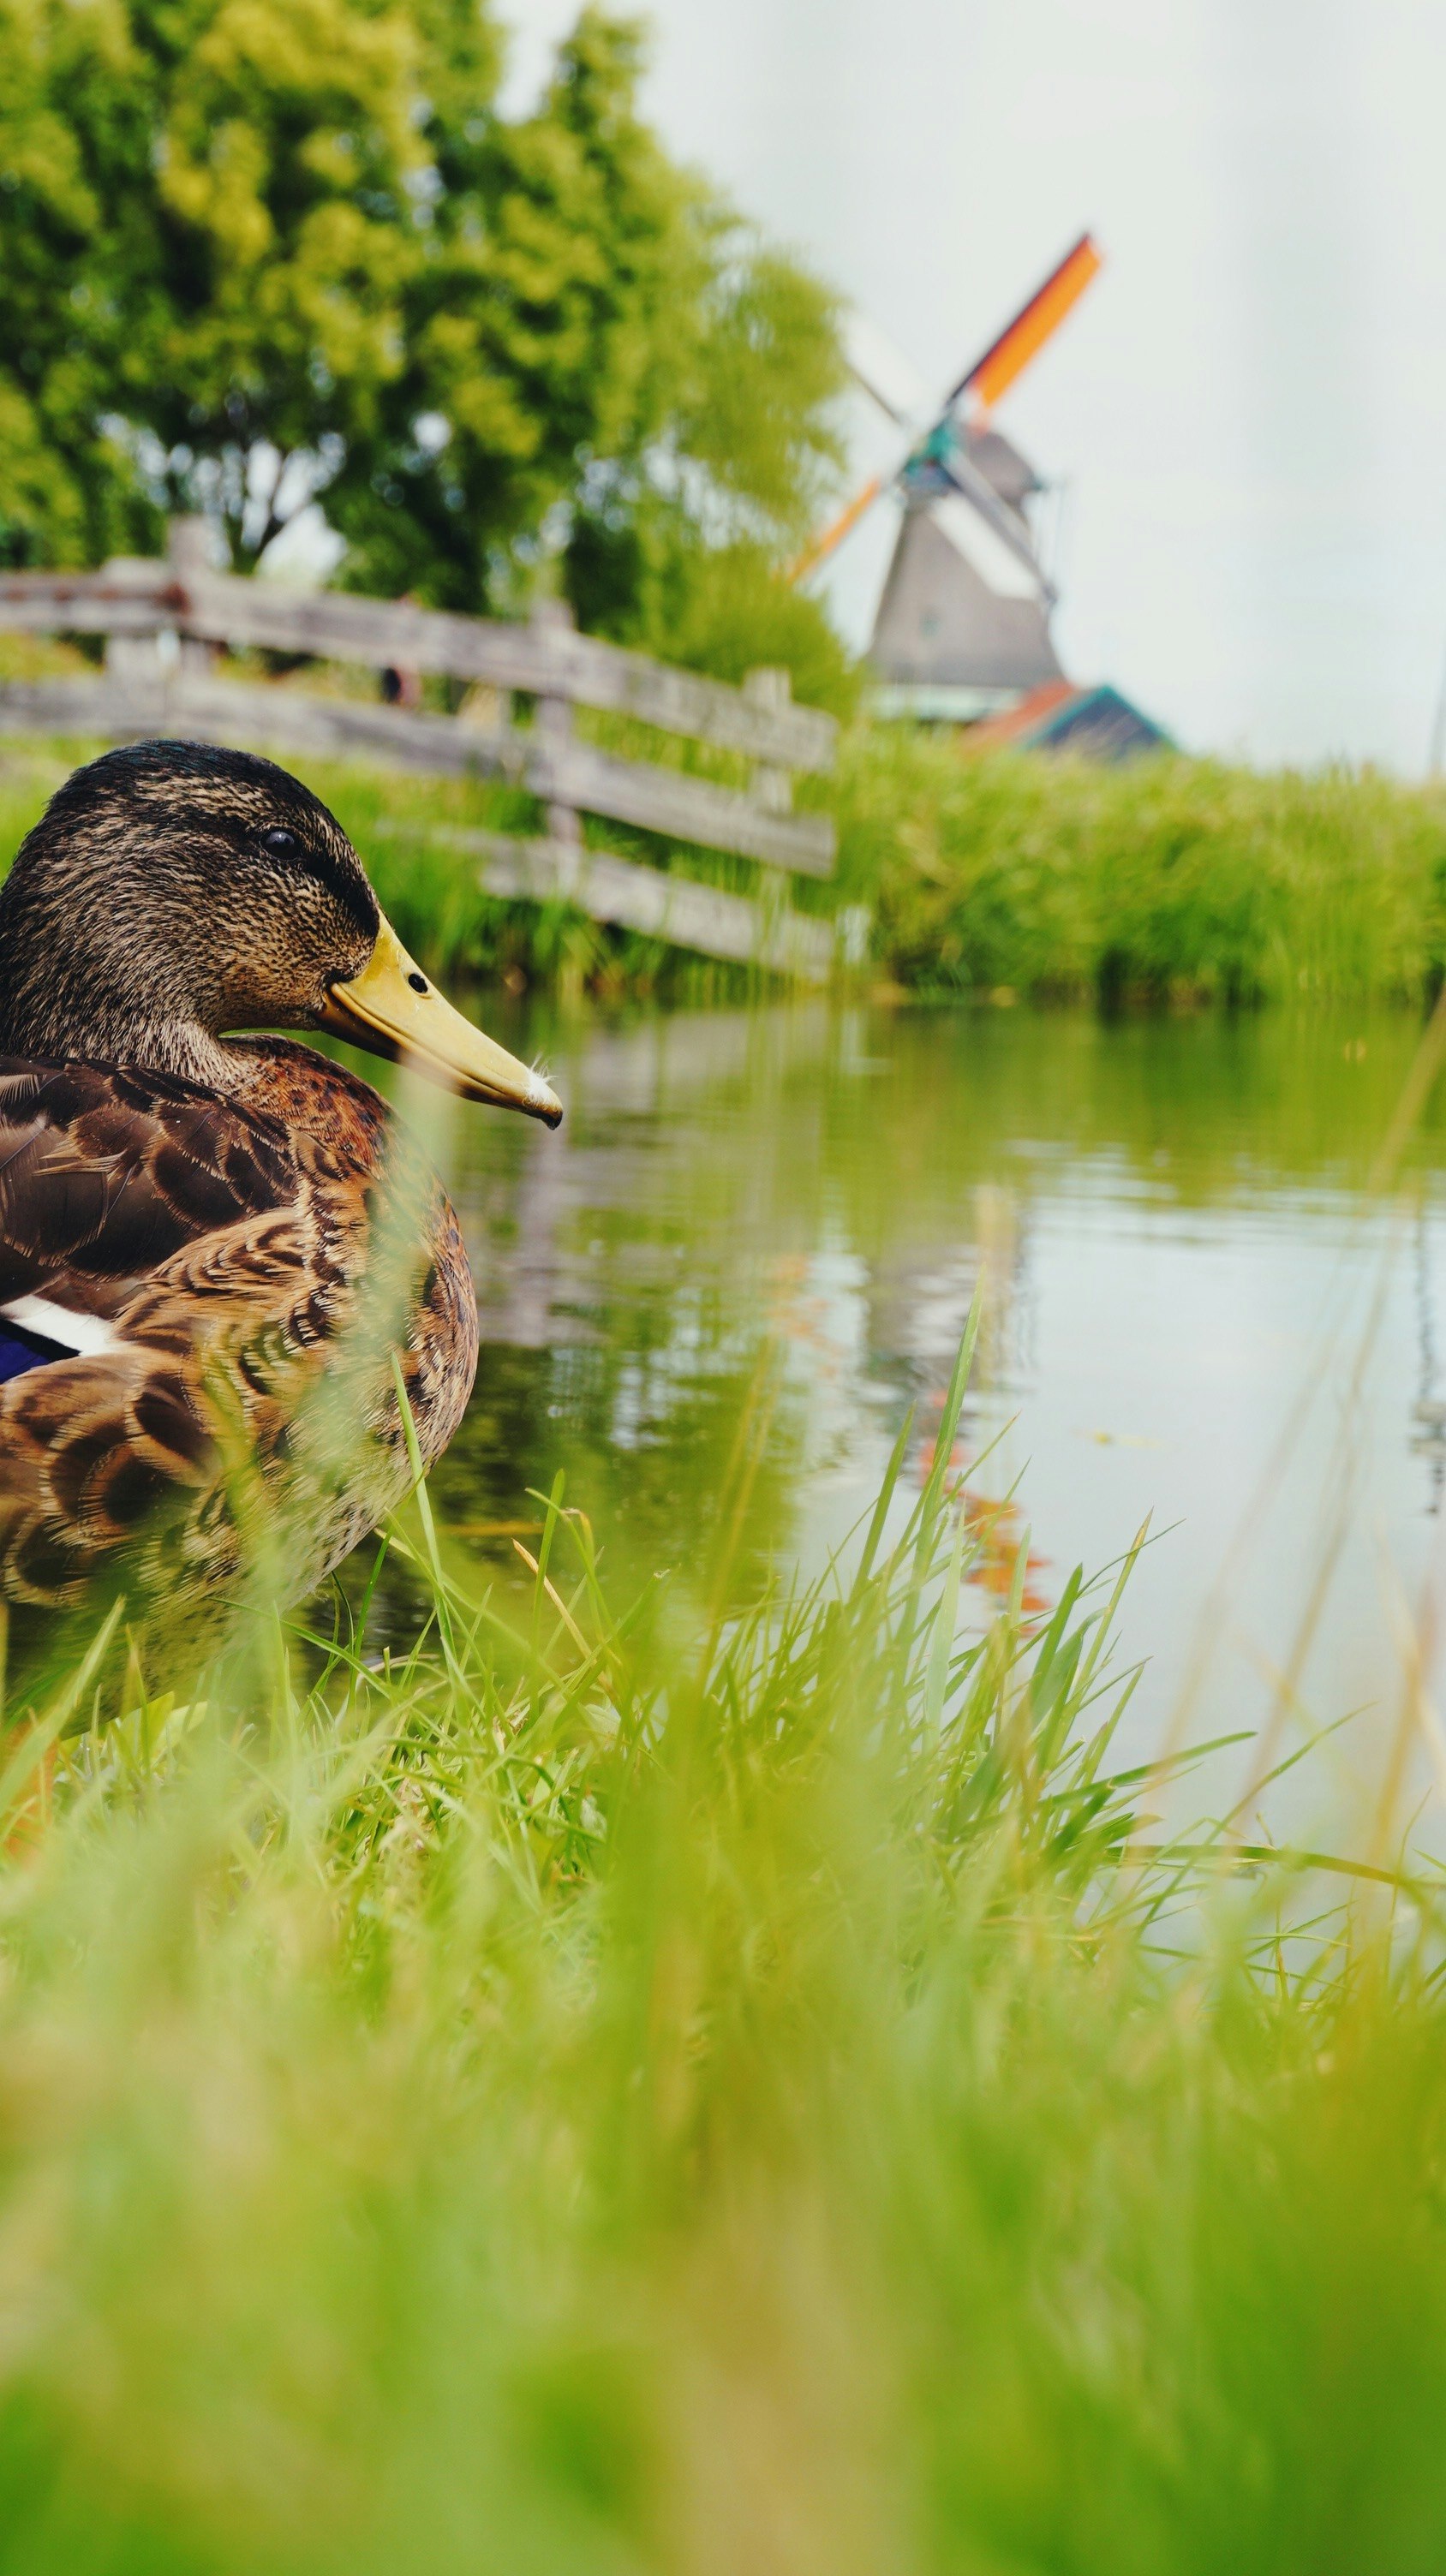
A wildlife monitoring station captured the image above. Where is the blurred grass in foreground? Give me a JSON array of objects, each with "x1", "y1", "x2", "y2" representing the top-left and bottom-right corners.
[
  {"x1": 0, "y1": 1335, "x2": 1443, "y2": 2571},
  {"x1": 6, "y1": 725, "x2": 1446, "y2": 1007}
]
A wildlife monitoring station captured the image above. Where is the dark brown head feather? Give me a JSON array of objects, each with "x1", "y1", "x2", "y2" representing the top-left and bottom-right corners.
[{"x1": 0, "y1": 742, "x2": 381, "y2": 1086}]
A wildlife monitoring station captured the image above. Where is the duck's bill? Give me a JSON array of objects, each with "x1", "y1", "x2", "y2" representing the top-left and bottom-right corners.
[{"x1": 319, "y1": 917, "x2": 562, "y2": 1126}]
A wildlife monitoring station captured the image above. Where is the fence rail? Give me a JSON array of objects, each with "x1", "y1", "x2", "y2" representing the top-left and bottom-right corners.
[
  {"x1": 0, "y1": 522, "x2": 852, "y2": 981},
  {"x1": 0, "y1": 561, "x2": 836, "y2": 769}
]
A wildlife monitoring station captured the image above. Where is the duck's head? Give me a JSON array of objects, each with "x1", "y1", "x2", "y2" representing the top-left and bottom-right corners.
[{"x1": 0, "y1": 741, "x2": 561, "y2": 1124}]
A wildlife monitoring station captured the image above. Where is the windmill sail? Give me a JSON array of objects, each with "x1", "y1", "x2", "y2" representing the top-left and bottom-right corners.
[
  {"x1": 794, "y1": 236, "x2": 1100, "y2": 589},
  {"x1": 947, "y1": 234, "x2": 1102, "y2": 413}
]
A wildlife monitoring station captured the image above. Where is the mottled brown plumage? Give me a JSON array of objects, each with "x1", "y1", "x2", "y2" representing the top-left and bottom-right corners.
[{"x1": 0, "y1": 741, "x2": 558, "y2": 1648}]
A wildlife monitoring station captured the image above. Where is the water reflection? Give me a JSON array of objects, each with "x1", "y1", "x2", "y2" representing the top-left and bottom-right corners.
[{"x1": 362, "y1": 997, "x2": 1446, "y2": 1830}]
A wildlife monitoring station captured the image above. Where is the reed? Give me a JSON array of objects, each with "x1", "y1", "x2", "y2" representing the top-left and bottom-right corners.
[{"x1": 836, "y1": 726, "x2": 1446, "y2": 1005}]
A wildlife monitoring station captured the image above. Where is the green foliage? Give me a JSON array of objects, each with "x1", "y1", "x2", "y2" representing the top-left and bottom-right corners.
[
  {"x1": 0, "y1": 0, "x2": 163, "y2": 565},
  {"x1": 0, "y1": 0, "x2": 448, "y2": 566},
  {"x1": 835, "y1": 729, "x2": 1446, "y2": 1005},
  {"x1": 0, "y1": 1349, "x2": 1441, "y2": 2566},
  {"x1": 571, "y1": 535, "x2": 862, "y2": 719},
  {"x1": 332, "y1": 8, "x2": 707, "y2": 606},
  {"x1": 0, "y1": 0, "x2": 850, "y2": 704},
  {"x1": 559, "y1": 225, "x2": 849, "y2": 683}
]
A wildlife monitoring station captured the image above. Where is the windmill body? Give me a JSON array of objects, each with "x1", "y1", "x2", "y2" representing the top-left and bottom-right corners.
[{"x1": 869, "y1": 423, "x2": 1062, "y2": 723}]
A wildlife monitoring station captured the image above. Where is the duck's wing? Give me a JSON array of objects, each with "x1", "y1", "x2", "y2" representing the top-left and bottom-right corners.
[
  {"x1": 0, "y1": 1059, "x2": 308, "y2": 1609},
  {"x1": 0, "y1": 1060, "x2": 296, "y2": 1315}
]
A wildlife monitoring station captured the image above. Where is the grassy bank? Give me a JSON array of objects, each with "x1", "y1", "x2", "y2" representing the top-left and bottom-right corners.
[
  {"x1": 0, "y1": 1345, "x2": 1443, "y2": 2568},
  {"x1": 6, "y1": 724, "x2": 1446, "y2": 1007},
  {"x1": 840, "y1": 728, "x2": 1446, "y2": 1005}
]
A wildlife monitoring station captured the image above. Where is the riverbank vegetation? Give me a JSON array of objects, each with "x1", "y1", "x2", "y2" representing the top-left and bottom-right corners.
[
  {"x1": 842, "y1": 725, "x2": 1446, "y2": 1006},
  {"x1": 5, "y1": 724, "x2": 1445, "y2": 1007},
  {"x1": 0, "y1": 1343, "x2": 1443, "y2": 2568},
  {"x1": 277, "y1": 728, "x2": 1446, "y2": 1006}
]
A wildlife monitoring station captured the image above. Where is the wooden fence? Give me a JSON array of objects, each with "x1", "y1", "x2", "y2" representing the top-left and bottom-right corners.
[{"x1": 0, "y1": 521, "x2": 863, "y2": 982}]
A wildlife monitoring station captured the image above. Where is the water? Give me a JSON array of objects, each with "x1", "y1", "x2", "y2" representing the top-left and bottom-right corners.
[{"x1": 393, "y1": 997, "x2": 1446, "y2": 1830}]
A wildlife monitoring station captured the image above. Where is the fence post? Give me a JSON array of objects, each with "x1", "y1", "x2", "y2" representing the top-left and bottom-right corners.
[
  {"x1": 100, "y1": 519, "x2": 206, "y2": 685},
  {"x1": 744, "y1": 665, "x2": 795, "y2": 819},
  {"x1": 531, "y1": 596, "x2": 583, "y2": 895},
  {"x1": 167, "y1": 517, "x2": 218, "y2": 675}
]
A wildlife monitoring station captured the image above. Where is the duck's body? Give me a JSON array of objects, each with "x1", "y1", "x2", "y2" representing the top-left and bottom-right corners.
[
  {"x1": 0, "y1": 740, "x2": 558, "y2": 1644},
  {"x1": 0, "y1": 1041, "x2": 475, "y2": 1618}
]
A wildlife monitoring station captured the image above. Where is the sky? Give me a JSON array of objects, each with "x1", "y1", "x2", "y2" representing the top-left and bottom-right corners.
[{"x1": 504, "y1": 0, "x2": 1446, "y2": 773}]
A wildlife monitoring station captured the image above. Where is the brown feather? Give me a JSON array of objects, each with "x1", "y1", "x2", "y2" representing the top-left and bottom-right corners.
[{"x1": 0, "y1": 1041, "x2": 478, "y2": 1626}]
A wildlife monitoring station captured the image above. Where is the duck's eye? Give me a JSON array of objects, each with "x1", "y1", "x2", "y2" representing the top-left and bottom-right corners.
[{"x1": 261, "y1": 826, "x2": 301, "y2": 857}]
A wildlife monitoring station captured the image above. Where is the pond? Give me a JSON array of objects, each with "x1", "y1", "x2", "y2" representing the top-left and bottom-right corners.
[{"x1": 381, "y1": 996, "x2": 1446, "y2": 1835}]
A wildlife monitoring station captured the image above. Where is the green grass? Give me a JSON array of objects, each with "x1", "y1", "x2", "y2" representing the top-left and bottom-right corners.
[
  {"x1": 8, "y1": 720, "x2": 1446, "y2": 1006},
  {"x1": 0, "y1": 1334, "x2": 1443, "y2": 2570},
  {"x1": 835, "y1": 727, "x2": 1446, "y2": 1006}
]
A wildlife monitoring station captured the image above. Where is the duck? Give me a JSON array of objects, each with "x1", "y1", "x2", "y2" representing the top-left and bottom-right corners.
[{"x1": 0, "y1": 738, "x2": 560, "y2": 1649}]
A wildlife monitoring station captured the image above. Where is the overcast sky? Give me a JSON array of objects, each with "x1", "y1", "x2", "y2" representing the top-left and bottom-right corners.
[{"x1": 505, "y1": 0, "x2": 1446, "y2": 772}]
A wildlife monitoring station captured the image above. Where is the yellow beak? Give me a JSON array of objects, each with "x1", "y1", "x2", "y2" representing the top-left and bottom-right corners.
[{"x1": 317, "y1": 916, "x2": 562, "y2": 1127}]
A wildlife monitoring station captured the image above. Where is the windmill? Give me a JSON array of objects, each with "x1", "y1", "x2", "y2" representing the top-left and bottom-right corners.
[{"x1": 795, "y1": 236, "x2": 1102, "y2": 724}]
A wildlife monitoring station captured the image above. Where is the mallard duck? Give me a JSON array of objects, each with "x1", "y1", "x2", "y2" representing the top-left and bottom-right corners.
[{"x1": 0, "y1": 738, "x2": 560, "y2": 1644}]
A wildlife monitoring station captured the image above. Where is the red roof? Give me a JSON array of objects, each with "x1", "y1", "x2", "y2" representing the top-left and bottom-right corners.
[{"x1": 962, "y1": 679, "x2": 1079, "y2": 749}]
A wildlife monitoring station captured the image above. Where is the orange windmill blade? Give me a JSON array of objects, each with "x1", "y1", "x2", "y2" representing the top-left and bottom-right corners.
[
  {"x1": 789, "y1": 474, "x2": 887, "y2": 586},
  {"x1": 947, "y1": 233, "x2": 1103, "y2": 415}
]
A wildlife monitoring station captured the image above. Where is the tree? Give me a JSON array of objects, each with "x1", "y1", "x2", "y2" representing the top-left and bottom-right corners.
[
  {"x1": 325, "y1": 9, "x2": 708, "y2": 606},
  {"x1": 326, "y1": 9, "x2": 849, "y2": 647},
  {"x1": 0, "y1": 0, "x2": 163, "y2": 566},
  {"x1": 0, "y1": 0, "x2": 852, "y2": 701},
  {"x1": 558, "y1": 217, "x2": 857, "y2": 710},
  {"x1": 0, "y1": 0, "x2": 468, "y2": 570}
]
